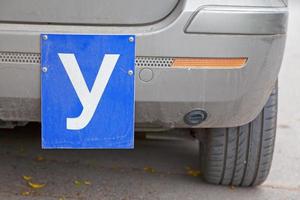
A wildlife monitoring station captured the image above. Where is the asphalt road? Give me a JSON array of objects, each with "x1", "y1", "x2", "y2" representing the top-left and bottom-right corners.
[{"x1": 1, "y1": 1, "x2": 300, "y2": 200}]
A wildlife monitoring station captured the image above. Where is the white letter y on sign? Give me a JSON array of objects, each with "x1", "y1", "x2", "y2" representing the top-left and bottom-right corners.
[{"x1": 58, "y1": 53, "x2": 119, "y2": 130}]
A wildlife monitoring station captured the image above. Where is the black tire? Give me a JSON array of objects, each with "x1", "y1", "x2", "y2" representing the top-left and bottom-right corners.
[{"x1": 199, "y1": 85, "x2": 277, "y2": 187}]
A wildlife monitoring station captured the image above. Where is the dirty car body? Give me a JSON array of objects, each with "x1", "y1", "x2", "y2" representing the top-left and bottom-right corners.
[{"x1": 0, "y1": 0, "x2": 288, "y2": 129}]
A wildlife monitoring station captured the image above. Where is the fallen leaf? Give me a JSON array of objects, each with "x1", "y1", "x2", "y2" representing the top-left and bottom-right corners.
[
  {"x1": 84, "y1": 180, "x2": 92, "y2": 185},
  {"x1": 21, "y1": 191, "x2": 30, "y2": 196},
  {"x1": 22, "y1": 175, "x2": 32, "y2": 181},
  {"x1": 74, "y1": 180, "x2": 82, "y2": 187},
  {"x1": 28, "y1": 181, "x2": 46, "y2": 189},
  {"x1": 35, "y1": 156, "x2": 45, "y2": 161},
  {"x1": 187, "y1": 169, "x2": 201, "y2": 177},
  {"x1": 144, "y1": 167, "x2": 155, "y2": 173}
]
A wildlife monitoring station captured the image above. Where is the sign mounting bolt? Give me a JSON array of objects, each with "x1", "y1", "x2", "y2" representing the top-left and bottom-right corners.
[
  {"x1": 42, "y1": 35, "x2": 48, "y2": 40},
  {"x1": 42, "y1": 67, "x2": 48, "y2": 73},
  {"x1": 128, "y1": 70, "x2": 134, "y2": 76},
  {"x1": 129, "y1": 36, "x2": 134, "y2": 42}
]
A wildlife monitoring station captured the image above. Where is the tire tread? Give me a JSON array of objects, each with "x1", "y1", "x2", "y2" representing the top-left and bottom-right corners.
[{"x1": 200, "y1": 85, "x2": 278, "y2": 187}]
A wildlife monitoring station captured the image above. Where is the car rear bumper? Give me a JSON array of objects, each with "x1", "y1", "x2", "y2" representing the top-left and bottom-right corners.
[{"x1": 0, "y1": 0, "x2": 288, "y2": 128}]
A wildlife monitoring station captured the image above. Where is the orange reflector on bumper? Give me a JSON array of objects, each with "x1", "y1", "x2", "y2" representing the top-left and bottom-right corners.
[{"x1": 172, "y1": 58, "x2": 247, "y2": 69}]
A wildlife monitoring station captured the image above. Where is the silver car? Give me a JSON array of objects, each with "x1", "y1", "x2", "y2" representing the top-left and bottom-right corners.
[{"x1": 0, "y1": 0, "x2": 288, "y2": 186}]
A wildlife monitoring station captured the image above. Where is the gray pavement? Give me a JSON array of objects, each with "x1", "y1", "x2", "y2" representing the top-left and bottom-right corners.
[{"x1": 1, "y1": 0, "x2": 300, "y2": 199}]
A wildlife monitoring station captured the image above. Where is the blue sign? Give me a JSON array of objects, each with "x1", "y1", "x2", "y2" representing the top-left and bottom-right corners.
[{"x1": 41, "y1": 34, "x2": 135, "y2": 149}]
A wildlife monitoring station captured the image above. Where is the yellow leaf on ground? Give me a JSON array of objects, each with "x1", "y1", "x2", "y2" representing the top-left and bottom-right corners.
[
  {"x1": 22, "y1": 175, "x2": 32, "y2": 181},
  {"x1": 74, "y1": 180, "x2": 82, "y2": 186},
  {"x1": 28, "y1": 181, "x2": 46, "y2": 189},
  {"x1": 35, "y1": 156, "x2": 45, "y2": 161},
  {"x1": 187, "y1": 169, "x2": 201, "y2": 177},
  {"x1": 84, "y1": 180, "x2": 92, "y2": 185},
  {"x1": 21, "y1": 191, "x2": 30, "y2": 196},
  {"x1": 144, "y1": 167, "x2": 155, "y2": 173}
]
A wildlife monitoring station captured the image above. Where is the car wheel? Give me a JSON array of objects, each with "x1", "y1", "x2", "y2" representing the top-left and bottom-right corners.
[{"x1": 199, "y1": 84, "x2": 277, "y2": 187}]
